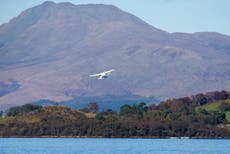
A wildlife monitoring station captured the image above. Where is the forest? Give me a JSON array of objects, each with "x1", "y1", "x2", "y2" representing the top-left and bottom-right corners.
[{"x1": 0, "y1": 90, "x2": 230, "y2": 138}]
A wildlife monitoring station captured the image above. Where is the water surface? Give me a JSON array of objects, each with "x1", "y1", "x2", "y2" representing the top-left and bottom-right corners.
[{"x1": 0, "y1": 138, "x2": 229, "y2": 154}]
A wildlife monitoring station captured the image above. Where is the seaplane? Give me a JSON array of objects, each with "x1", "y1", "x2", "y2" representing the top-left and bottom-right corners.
[{"x1": 89, "y1": 69, "x2": 115, "y2": 80}]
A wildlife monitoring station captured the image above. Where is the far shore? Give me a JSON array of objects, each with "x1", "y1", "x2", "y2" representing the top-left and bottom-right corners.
[{"x1": 0, "y1": 136, "x2": 228, "y2": 139}]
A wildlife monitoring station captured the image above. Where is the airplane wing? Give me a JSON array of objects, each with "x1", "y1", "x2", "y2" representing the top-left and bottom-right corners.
[
  {"x1": 104, "y1": 69, "x2": 115, "y2": 75},
  {"x1": 90, "y1": 69, "x2": 114, "y2": 78},
  {"x1": 89, "y1": 73, "x2": 102, "y2": 77}
]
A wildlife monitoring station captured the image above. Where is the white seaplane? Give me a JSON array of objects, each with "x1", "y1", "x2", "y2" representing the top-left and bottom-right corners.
[{"x1": 89, "y1": 69, "x2": 115, "y2": 80}]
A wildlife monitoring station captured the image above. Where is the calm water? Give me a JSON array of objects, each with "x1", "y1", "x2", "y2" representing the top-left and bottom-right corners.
[{"x1": 0, "y1": 138, "x2": 230, "y2": 154}]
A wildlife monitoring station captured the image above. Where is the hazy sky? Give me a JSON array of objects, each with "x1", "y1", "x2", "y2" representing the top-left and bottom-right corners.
[{"x1": 1, "y1": 0, "x2": 230, "y2": 35}]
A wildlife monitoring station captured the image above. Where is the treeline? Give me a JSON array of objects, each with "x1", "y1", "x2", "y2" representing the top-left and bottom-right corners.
[
  {"x1": 156, "y1": 90, "x2": 230, "y2": 107},
  {"x1": 5, "y1": 104, "x2": 42, "y2": 116},
  {"x1": 0, "y1": 90, "x2": 230, "y2": 138}
]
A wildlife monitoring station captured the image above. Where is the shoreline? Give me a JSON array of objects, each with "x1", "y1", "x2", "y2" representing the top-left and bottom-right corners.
[{"x1": 0, "y1": 136, "x2": 229, "y2": 139}]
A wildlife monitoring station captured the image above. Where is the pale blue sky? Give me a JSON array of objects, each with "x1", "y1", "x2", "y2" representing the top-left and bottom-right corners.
[{"x1": 1, "y1": 0, "x2": 230, "y2": 35}]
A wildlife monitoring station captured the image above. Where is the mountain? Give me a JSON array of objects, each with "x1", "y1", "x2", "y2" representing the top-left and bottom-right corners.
[{"x1": 0, "y1": 1, "x2": 230, "y2": 109}]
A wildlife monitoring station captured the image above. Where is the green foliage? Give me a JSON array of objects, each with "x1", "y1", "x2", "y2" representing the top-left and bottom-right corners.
[
  {"x1": 219, "y1": 102, "x2": 230, "y2": 112},
  {"x1": 6, "y1": 104, "x2": 42, "y2": 117},
  {"x1": 226, "y1": 111, "x2": 230, "y2": 122},
  {"x1": 79, "y1": 102, "x2": 99, "y2": 114},
  {"x1": 0, "y1": 110, "x2": 3, "y2": 117},
  {"x1": 119, "y1": 103, "x2": 148, "y2": 116},
  {"x1": 79, "y1": 107, "x2": 90, "y2": 113},
  {"x1": 96, "y1": 109, "x2": 117, "y2": 121},
  {"x1": 197, "y1": 108, "x2": 209, "y2": 115},
  {"x1": 95, "y1": 113, "x2": 106, "y2": 121},
  {"x1": 1, "y1": 94, "x2": 230, "y2": 138},
  {"x1": 119, "y1": 104, "x2": 132, "y2": 115},
  {"x1": 197, "y1": 99, "x2": 230, "y2": 123},
  {"x1": 87, "y1": 102, "x2": 99, "y2": 113},
  {"x1": 137, "y1": 102, "x2": 148, "y2": 114}
]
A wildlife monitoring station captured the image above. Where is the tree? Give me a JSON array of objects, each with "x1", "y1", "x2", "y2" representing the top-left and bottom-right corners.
[
  {"x1": 0, "y1": 110, "x2": 3, "y2": 117},
  {"x1": 213, "y1": 111, "x2": 226, "y2": 124},
  {"x1": 219, "y1": 102, "x2": 230, "y2": 112},
  {"x1": 79, "y1": 107, "x2": 90, "y2": 113},
  {"x1": 88, "y1": 102, "x2": 99, "y2": 113},
  {"x1": 119, "y1": 104, "x2": 132, "y2": 115},
  {"x1": 95, "y1": 112, "x2": 106, "y2": 121},
  {"x1": 6, "y1": 104, "x2": 42, "y2": 116},
  {"x1": 95, "y1": 109, "x2": 117, "y2": 121},
  {"x1": 137, "y1": 102, "x2": 148, "y2": 114}
]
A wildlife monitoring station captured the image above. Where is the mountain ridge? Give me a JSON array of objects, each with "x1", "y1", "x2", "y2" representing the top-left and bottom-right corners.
[{"x1": 0, "y1": 1, "x2": 229, "y2": 109}]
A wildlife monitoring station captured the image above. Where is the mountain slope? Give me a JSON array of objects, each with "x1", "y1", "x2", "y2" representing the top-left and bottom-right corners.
[{"x1": 0, "y1": 1, "x2": 230, "y2": 109}]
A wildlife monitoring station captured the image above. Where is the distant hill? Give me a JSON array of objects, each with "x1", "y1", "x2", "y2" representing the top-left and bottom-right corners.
[
  {"x1": 0, "y1": 1, "x2": 230, "y2": 109},
  {"x1": 1, "y1": 91, "x2": 230, "y2": 138},
  {"x1": 31, "y1": 94, "x2": 157, "y2": 111}
]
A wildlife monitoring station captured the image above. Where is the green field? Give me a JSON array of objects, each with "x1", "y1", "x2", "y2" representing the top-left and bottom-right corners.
[
  {"x1": 226, "y1": 111, "x2": 230, "y2": 122},
  {"x1": 197, "y1": 99, "x2": 230, "y2": 123},
  {"x1": 0, "y1": 118, "x2": 4, "y2": 124}
]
